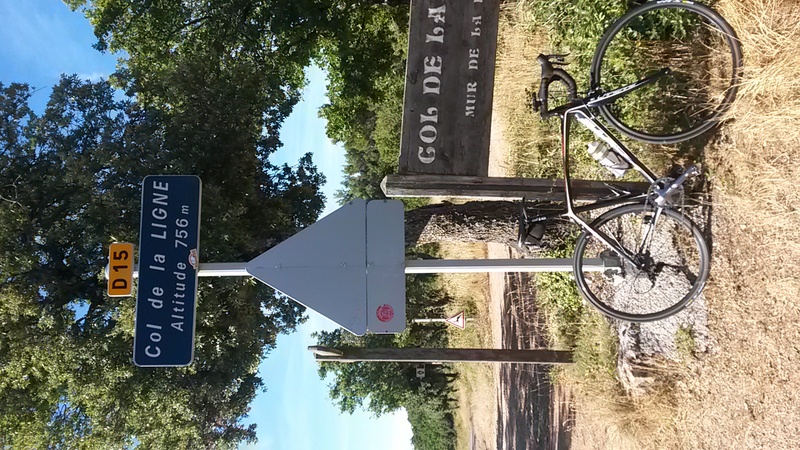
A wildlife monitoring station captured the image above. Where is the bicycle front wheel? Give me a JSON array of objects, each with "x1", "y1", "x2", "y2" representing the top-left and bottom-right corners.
[
  {"x1": 590, "y1": 1, "x2": 742, "y2": 144},
  {"x1": 573, "y1": 203, "x2": 710, "y2": 322}
]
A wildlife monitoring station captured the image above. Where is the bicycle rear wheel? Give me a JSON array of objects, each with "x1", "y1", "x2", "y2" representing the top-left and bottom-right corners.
[
  {"x1": 573, "y1": 203, "x2": 710, "y2": 322},
  {"x1": 590, "y1": 1, "x2": 742, "y2": 144}
]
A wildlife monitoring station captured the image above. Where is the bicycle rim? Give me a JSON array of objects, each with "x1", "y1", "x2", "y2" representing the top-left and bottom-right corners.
[
  {"x1": 573, "y1": 203, "x2": 710, "y2": 322},
  {"x1": 590, "y1": 1, "x2": 743, "y2": 144}
]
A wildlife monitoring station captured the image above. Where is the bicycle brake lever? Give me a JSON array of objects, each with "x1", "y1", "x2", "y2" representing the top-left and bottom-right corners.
[
  {"x1": 544, "y1": 53, "x2": 570, "y2": 63},
  {"x1": 653, "y1": 165, "x2": 700, "y2": 207}
]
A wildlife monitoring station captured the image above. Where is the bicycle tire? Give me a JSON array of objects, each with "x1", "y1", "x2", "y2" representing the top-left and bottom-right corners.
[
  {"x1": 590, "y1": 1, "x2": 743, "y2": 144},
  {"x1": 573, "y1": 202, "x2": 710, "y2": 322}
]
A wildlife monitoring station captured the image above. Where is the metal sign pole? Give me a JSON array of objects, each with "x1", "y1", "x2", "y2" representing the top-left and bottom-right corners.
[
  {"x1": 118, "y1": 262, "x2": 250, "y2": 278},
  {"x1": 122, "y1": 257, "x2": 614, "y2": 278},
  {"x1": 403, "y1": 257, "x2": 614, "y2": 273}
]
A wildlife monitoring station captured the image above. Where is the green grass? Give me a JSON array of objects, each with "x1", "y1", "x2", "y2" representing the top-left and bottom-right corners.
[
  {"x1": 674, "y1": 326, "x2": 696, "y2": 359},
  {"x1": 533, "y1": 244, "x2": 621, "y2": 383},
  {"x1": 517, "y1": 0, "x2": 715, "y2": 176},
  {"x1": 532, "y1": 239, "x2": 586, "y2": 348},
  {"x1": 569, "y1": 312, "x2": 620, "y2": 383}
]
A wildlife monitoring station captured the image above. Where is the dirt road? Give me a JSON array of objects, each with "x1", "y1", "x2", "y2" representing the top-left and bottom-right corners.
[{"x1": 486, "y1": 245, "x2": 574, "y2": 450}]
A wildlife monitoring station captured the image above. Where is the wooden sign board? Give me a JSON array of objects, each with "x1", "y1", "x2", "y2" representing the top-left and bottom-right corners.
[{"x1": 399, "y1": 0, "x2": 500, "y2": 176}]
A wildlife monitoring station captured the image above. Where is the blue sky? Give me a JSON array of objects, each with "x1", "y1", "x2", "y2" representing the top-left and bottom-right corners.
[{"x1": 0, "y1": 1, "x2": 413, "y2": 448}]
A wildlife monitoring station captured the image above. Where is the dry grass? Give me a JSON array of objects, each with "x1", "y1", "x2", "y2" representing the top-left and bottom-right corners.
[
  {"x1": 552, "y1": 313, "x2": 685, "y2": 449},
  {"x1": 488, "y1": 0, "x2": 800, "y2": 448},
  {"x1": 666, "y1": 0, "x2": 800, "y2": 448},
  {"x1": 491, "y1": 4, "x2": 564, "y2": 180}
]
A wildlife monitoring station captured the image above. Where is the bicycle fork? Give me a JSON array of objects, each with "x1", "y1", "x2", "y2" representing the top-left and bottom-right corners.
[
  {"x1": 577, "y1": 166, "x2": 700, "y2": 271},
  {"x1": 638, "y1": 165, "x2": 700, "y2": 254},
  {"x1": 652, "y1": 165, "x2": 700, "y2": 208}
]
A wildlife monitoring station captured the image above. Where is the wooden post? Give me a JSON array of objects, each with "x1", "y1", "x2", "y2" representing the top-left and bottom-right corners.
[
  {"x1": 308, "y1": 346, "x2": 573, "y2": 364},
  {"x1": 382, "y1": 174, "x2": 649, "y2": 201}
]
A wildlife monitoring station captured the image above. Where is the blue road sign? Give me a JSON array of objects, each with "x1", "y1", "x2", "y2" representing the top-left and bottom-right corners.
[{"x1": 134, "y1": 176, "x2": 202, "y2": 367}]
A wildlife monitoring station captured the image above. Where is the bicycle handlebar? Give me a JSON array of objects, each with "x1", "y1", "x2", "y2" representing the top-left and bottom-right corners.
[{"x1": 535, "y1": 54, "x2": 578, "y2": 118}]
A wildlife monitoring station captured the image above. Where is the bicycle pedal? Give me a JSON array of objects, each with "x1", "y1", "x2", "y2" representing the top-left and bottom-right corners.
[{"x1": 520, "y1": 222, "x2": 546, "y2": 247}]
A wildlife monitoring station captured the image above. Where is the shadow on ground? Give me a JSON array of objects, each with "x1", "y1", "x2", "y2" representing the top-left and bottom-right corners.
[{"x1": 496, "y1": 272, "x2": 575, "y2": 450}]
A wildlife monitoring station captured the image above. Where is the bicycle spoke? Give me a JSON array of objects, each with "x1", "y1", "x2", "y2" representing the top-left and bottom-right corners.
[
  {"x1": 590, "y1": 2, "x2": 742, "y2": 143},
  {"x1": 573, "y1": 203, "x2": 709, "y2": 322}
]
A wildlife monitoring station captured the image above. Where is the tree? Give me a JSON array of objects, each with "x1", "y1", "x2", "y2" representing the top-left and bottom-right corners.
[
  {"x1": 64, "y1": 0, "x2": 413, "y2": 203},
  {"x1": 312, "y1": 270, "x2": 454, "y2": 413},
  {"x1": 63, "y1": 0, "x2": 415, "y2": 208},
  {"x1": 314, "y1": 326, "x2": 455, "y2": 416},
  {"x1": 0, "y1": 76, "x2": 325, "y2": 448},
  {"x1": 312, "y1": 277, "x2": 458, "y2": 450},
  {"x1": 318, "y1": 8, "x2": 409, "y2": 203},
  {"x1": 64, "y1": 0, "x2": 409, "y2": 114},
  {"x1": 65, "y1": 0, "x2": 311, "y2": 107}
]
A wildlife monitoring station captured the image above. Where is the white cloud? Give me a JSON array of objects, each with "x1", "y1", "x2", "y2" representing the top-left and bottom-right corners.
[{"x1": 78, "y1": 72, "x2": 108, "y2": 82}]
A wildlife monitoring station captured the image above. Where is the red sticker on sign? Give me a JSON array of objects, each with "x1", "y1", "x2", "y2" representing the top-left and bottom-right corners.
[{"x1": 376, "y1": 304, "x2": 395, "y2": 322}]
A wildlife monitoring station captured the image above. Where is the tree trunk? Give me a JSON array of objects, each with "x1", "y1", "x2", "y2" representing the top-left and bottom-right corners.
[
  {"x1": 405, "y1": 201, "x2": 518, "y2": 248},
  {"x1": 404, "y1": 201, "x2": 547, "y2": 249}
]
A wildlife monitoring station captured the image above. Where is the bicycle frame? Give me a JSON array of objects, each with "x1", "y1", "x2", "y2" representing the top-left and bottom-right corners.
[
  {"x1": 524, "y1": 57, "x2": 704, "y2": 269},
  {"x1": 526, "y1": 89, "x2": 667, "y2": 268}
]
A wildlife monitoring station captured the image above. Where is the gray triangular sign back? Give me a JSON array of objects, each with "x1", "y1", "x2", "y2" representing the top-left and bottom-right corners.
[{"x1": 245, "y1": 199, "x2": 405, "y2": 335}]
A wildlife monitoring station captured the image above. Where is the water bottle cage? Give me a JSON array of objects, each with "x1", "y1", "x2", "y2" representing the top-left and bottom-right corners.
[{"x1": 588, "y1": 142, "x2": 630, "y2": 178}]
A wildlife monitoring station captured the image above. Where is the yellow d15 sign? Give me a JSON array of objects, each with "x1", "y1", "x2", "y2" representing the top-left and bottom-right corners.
[{"x1": 108, "y1": 243, "x2": 134, "y2": 297}]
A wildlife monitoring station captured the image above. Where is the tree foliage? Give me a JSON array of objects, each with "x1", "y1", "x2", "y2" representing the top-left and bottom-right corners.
[
  {"x1": 65, "y1": 0, "x2": 312, "y2": 110},
  {"x1": 2, "y1": 0, "x2": 470, "y2": 446},
  {"x1": 313, "y1": 272, "x2": 457, "y2": 449},
  {"x1": 64, "y1": 0, "x2": 414, "y2": 204},
  {"x1": 310, "y1": 1, "x2": 410, "y2": 202},
  {"x1": 0, "y1": 74, "x2": 323, "y2": 448}
]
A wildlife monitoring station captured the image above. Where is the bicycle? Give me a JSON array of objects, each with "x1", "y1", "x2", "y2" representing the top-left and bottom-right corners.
[{"x1": 518, "y1": 0, "x2": 743, "y2": 322}]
